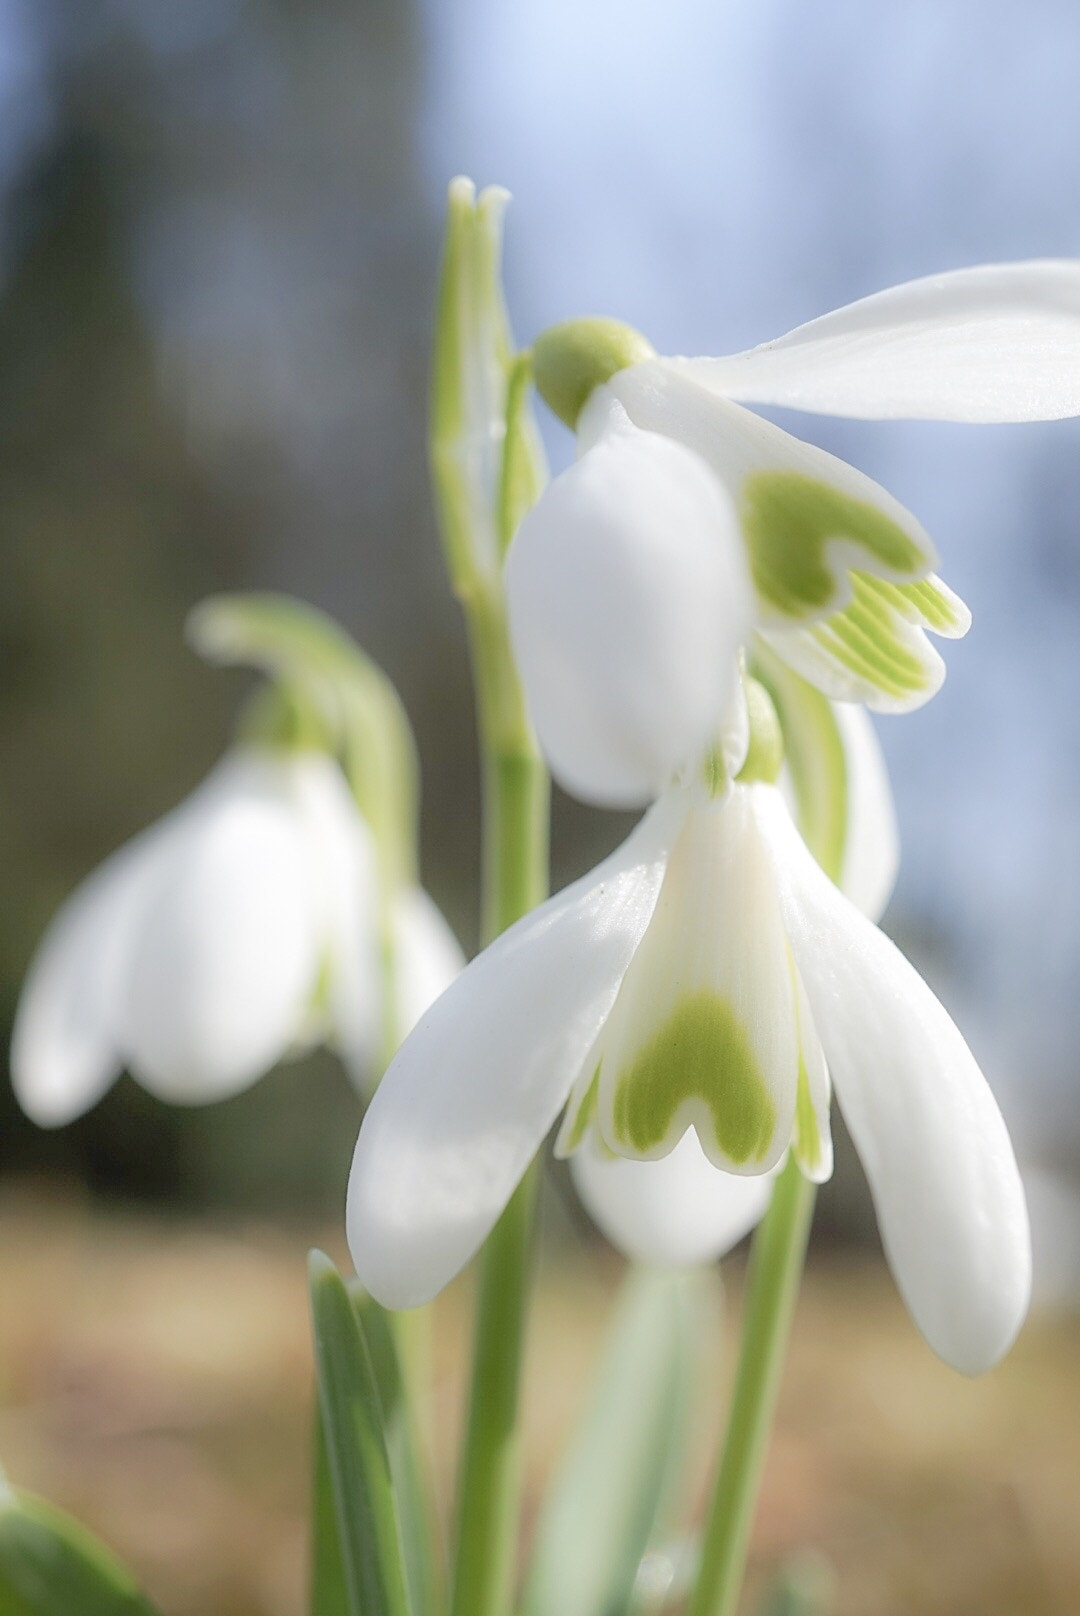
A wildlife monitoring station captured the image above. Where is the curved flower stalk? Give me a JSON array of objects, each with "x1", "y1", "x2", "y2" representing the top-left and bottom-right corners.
[
  {"x1": 348, "y1": 684, "x2": 1028, "y2": 1374},
  {"x1": 512, "y1": 260, "x2": 1080, "y2": 806},
  {"x1": 12, "y1": 596, "x2": 463, "y2": 1127}
]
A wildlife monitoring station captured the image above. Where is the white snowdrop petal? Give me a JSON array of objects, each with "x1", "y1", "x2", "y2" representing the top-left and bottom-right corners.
[
  {"x1": 611, "y1": 362, "x2": 937, "y2": 638},
  {"x1": 670, "y1": 261, "x2": 1080, "y2": 422},
  {"x1": 288, "y1": 753, "x2": 384, "y2": 1088},
  {"x1": 347, "y1": 796, "x2": 684, "y2": 1310},
  {"x1": 833, "y1": 703, "x2": 900, "y2": 923},
  {"x1": 597, "y1": 789, "x2": 798, "y2": 1176},
  {"x1": 392, "y1": 886, "x2": 466, "y2": 1040},
  {"x1": 570, "y1": 1129, "x2": 775, "y2": 1267},
  {"x1": 505, "y1": 393, "x2": 752, "y2": 808},
  {"x1": 10, "y1": 833, "x2": 160, "y2": 1126},
  {"x1": 121, "y1": 753, "x2": 323, "y2": 1103},
  {"x1": 755, "y1": 787, "x2": 1030, "y2": 1374}
]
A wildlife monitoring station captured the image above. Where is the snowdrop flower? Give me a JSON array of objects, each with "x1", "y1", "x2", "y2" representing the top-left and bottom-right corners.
[
  {"x1": 12, "y1": 743, "x2": 463, "y2": 1127},
  {"x1": 348, "y1": 679, "x2": 1028, "y2": 1374},
  {"x1": 512, "y1": 261, "x2": 1080, "y2": 806}
]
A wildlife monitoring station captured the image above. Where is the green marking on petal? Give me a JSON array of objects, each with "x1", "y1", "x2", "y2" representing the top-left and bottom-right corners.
[
  {"x1": 742, "y1": 471, "x2": 927, "y2": 621},
  {"x1": 559, "y1": 1065, "x2": 601, "y2": 1156},
  {"x1": 792, "y1": 1052, "x2": 823, "y2": 1177},
  {"x1": 800, "y1": 569, "x2": 946, "y2": 700},
  {"x1": 858, "y1": 573, "x2": 971, "y2": 638},
  {"x1": 610, "y1": 990, "x2": 776, "y2": 1166}
]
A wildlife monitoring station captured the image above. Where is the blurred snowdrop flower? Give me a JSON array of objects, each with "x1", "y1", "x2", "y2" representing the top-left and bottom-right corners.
[
  {"x1": 348, "y1": 689, "x2": 1028, "y2": 1373},
  {"x1": 514, "y1": 261, "x2": 1080, "y2": 805},
  {"x1": 12, "y1": 595, "x2": 463, "y2": 1126}
]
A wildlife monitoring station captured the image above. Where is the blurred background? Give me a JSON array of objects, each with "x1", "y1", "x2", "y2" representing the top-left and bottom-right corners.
[{"x1": 1, "y1": 1, "x2": 1079, "y2": 1612}]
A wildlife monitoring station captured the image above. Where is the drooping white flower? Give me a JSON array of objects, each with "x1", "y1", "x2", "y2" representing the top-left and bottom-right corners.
[
  {"x1": 511, "y1": 260, "x2": 1080, "y2": 807},
  {"x1": 347, "y1": 745, "x2": 1029, "y2": 1374},
  {"x1": 12, "y1": 747, "x2": 463, "y2": 1126}
]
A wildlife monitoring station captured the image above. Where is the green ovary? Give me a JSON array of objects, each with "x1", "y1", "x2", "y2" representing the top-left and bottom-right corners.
[
  {"x1": 742, "y1": 471, "x2": 925, "y2": 619},
  {"x1": 611, "y1": 990, "x2": 776, "y2": 1165}
]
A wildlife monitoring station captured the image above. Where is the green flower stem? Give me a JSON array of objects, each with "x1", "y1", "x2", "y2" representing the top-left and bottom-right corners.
[
  {"x1": 688, "y1": 1157, "x2": 816, "y2": 1616},
  {"x1": 451, "y1": 1161, "x2": 541, "y2": 1616},
  {"x1": 429, "y1": 176, "x2": 549, "y2": 1616},
  {"x1": 450, "y1": 586, "x2": 549, "y2": 1616}
]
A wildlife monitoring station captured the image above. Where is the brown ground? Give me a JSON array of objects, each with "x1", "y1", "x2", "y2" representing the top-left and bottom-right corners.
[{"x1": 1, "y1": 1180, "x2": 1077, "y2": 1616}]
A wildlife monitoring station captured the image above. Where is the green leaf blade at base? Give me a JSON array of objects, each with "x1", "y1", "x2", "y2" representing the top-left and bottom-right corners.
[
  {"x1": 521, "y1": 1266, "x2": 715, "y2": 1616},
  {"x1": 308, "y1": 1251, "x2": 413, "y2": 1616},
  {"x1": 0, "y1": 1479, "x2": 162, "y2": 1616}
]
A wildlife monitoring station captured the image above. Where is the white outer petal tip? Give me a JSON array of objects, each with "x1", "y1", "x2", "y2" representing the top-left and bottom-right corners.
[
  {"x1": 673, "y1": 260, "x2": 1080, "y2": 422},
  {"x1": 571, "y1": 1128, "x2": 775, "y2": 1266},
  {"x1": 347, "y1": 797, "x2": 683, "y2": 1309},
  {"x1": 756, "y1": 787, "x2": 1030, "y2": 1374},
  {"x1": 506, "y1": 395, "x2": 752, "y2": 808}
]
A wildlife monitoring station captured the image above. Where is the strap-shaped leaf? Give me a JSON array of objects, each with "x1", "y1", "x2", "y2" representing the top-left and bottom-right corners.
[
  {"x1": 309, "y1": 1251, "x2": 412, "y2": 1616},
  {"x1": 0, "y1": 1474, "x2": 162, "y2": 1616},
  {"x1": 351, "y1": 1290, "x2": 443, "y2": 1616},
  {"x1": 521, "y1": 1267, "x2": 713, "y2": 1616},
  {"x1": 311, "y1": 1409, "x2": 351, "y2": 1616}
]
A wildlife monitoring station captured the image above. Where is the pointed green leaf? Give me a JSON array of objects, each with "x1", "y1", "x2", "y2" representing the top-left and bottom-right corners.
[
  {"x1": 351, "y1": 1289, "x2": 444, "y2": 1616},
  {"x1": 311, "y1": 1409, "x2": 351, "y2": 1616},
  {"x1": 0, "y1": 1474, "x2": 162, "y2": 1616},
  {"x1": 308, "y1": 1252, "x2": 413, "y2": 1616},
  {"x1": 521, "y1": 1268, "x2": 713, "y2": 1616}
]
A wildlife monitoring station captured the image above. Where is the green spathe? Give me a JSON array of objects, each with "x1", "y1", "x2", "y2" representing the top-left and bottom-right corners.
[
  {"x1": 533, "y1": 319, "x2": 655, "y2": 430},
  {"x1": 742, "y1": 471, "x2": 926, "y2": 620},
  {"x1": 611, "y1": 990, "x2": 776, "y2": 1165}
]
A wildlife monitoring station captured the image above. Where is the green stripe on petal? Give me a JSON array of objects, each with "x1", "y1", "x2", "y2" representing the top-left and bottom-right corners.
[
  {"x1": 610, "y1": 990, "x2": 776, "y2": 1165},
  {"x1": 760, "y1": 567, "x2": 968, "y2": 713},
  {"x1": 741, "y1": 471, "x2": 929, "y2": 621},
  {"x1": 857, "y1": 573, "x2": 971, "y2": 637}
]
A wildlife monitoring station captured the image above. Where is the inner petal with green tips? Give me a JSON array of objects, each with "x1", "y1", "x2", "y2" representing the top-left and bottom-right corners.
[
  {"x1": 760, "y1": 569, "x2": 970, "y2": 713},
  {"x1": 610, "y1": 989, "x2": 776, "y2": 1164},
  {"x1": 595, "y1": 786, "x2": 799, "y2": 1173}
]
